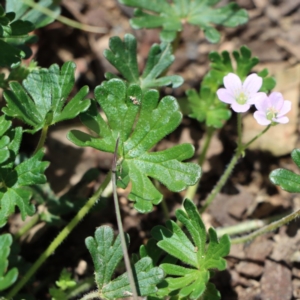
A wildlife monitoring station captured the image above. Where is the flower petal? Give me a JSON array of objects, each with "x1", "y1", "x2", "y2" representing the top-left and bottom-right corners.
[
  {"x1": 254, "y1": 111, "x2": 271, "y2": 125},
  {"x1": 243, "y1": 74, "x2": 263, "y2": 94},
  {"x1": 274, "y1": 116, "x2": 289, "y2": 124},
  {"x1": 217, "y1": 88, "x2": 235, "y2": 104},
  {"x1": 269, "y1": 92, "x2": 284, "y2": 110},
  {"x1": 277, "y1": 100, "x2": 291, "y2": 117},
  {"x1": 249, "y1": 92, "x2": 268, "y2": 106},
  {"x1": 223, "y1": 73, "x2": 242, "y2": 95},
  {"x1": 231, "y1": 102, "x2": 250, "y2": 113}
]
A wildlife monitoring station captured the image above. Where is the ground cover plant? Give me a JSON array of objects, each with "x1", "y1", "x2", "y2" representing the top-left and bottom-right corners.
[{"x1": 0, "y1": 0, "x2": 299, "y2": 299}]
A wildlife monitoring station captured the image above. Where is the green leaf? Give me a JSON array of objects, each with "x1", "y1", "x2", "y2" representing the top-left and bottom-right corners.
[
  {"x1": 0, "y1": 234, "x2": 18, "y2": 291},
  {"x1": 68, "y1": 79, "x2": 201, "y2": 213},
  {"x1": 3, "y1": 61, "x2": 91, "y2": 133},
  {"x1": 186, "y1": 87, "x2": 231, "y2": 129},
  {"x1": 0, "y1": 115, "x2": 12, "y2": 165},
  {"x1": 202, "y1": 282, "x2": 221, "y2": 300},
  {"x1": 151, "y1": 199, "x2": 230, "y2": 299},
  {"x1": 55, "y1": 269, "x2": 76, "y2": 291},
  {"x1": 104, "y1": 34, "x2": 183, "y2": 90},
  {"x1": 49, "y1": 288, "x2": 68, "y2": 300},
  {"x1": 0, "y1": 60, "x2": 39, "y2": 90},
  {"x1": 85, "y1": 226, "x2": 164, "y2": 299},
  {"x1": 6, "y1": 0, "x2": 61, "y2": 29},
  {"x1": 118, "y1": 0, "x2": 248, "y2": 43},
  {"x1": 0, "y1": 4, "x2": 36, "y2": 67},
  {"x1": 270, "y1": 149, "x2": 300, "y2": 193},
  {"x1": 0, "y1": 0, "x2": 60, "y2": 67},
  {"x1": 0, "y1": 149, "x2": 49, "y2": 227},
  {"x1": 186, "y1": 46, "x2": 275, "y2": 128}
]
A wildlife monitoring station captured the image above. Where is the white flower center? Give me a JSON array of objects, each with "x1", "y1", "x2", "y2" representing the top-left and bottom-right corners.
[{"x1": 235, "y1": 91, "x2": 248, "y2": 105}]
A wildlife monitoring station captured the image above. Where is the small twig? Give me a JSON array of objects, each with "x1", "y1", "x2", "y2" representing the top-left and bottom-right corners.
[{"x1": 112, "y1": 136, "x2": 138, "y2": 300}]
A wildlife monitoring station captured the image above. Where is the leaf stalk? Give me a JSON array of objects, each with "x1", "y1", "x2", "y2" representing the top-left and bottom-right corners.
[
  {"x1": 33, "y1": 125, "x2": 49, "y2": 155},
  {"x1": 200, "y1": 119, "x2": 271, "y2": 213},
  {"x1": 112, "y1": 136, "x2": 138, "y2": 300}
]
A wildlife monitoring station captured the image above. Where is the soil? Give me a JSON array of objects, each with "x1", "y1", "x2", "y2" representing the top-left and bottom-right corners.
[{"x1": 3, "y1": 0, "x2": 300, "y2": 299}]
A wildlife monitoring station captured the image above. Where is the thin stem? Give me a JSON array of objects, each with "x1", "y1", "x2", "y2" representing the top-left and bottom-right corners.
[
  {"x1": 231, "y1": 209, "x2": 300, "y2": 244},
  {"x1": 185, "y1": 127, "x2": 215, "y2": 200},
  {"x1": 243, "y1": 124, "x2": 271, "y2": 149},
  {"x1": 237, "y1": 113, "x2": 242, "y2": 147},
  {"x1": 200, "y1": 151, "x2": 240, "y2": 213},
  {"x1": 79, "y1": 290, "x2": 100, "y2": 300},
  {"x1": 5, "y1": 172, "x2": 112, "y2": 299},
  {"x1": 216, "y1": 211, "x2": 290, "y2": 238},
  {"x1": 160, "y1": 197, "x2": 170, "y2": 220},
  {"x1": 200, "y1": 121, "x2": 272, "y2": 213},
  {"x1": 14, "y1": 213, "x2": 40, "y2": 240},
  {"x1": 33, "y1": 125, "x2": 49, "y2": 155},
  {"x1": 22, "y1": 0, "x2": 107, "y2": 33},
  {"x1": 112, "y1": 137, "x2": 138, "y2": 300}
]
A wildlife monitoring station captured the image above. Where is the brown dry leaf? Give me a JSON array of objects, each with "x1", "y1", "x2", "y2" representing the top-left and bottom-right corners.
[
  {"x1": 47, "y1": 124, "x2": 113, "y2": 194},
  {"x1": 270, "y1": 228, "x2": 300, "y2": 265},
  {"x1": 229, "y1": 244, "x2": 246, "y2": 260},
  {"x1": 244, "y1": 237, "x2": 274, "y2": 262},
  {"x1": 235, "y1": 283, "x2": 261, "y2": 300},
  {"x1": 236, "y1": 261, "x2": 264, "y2": 278},
  {"x1": 208, "y1": 185, "x2": 255, "y2": 226},
  {"x1": 242, "y1": 64, "x2": 300, "y2": 156},
  {"x1": 261, "y1": 259, "x2": 292, "y2": 300}
]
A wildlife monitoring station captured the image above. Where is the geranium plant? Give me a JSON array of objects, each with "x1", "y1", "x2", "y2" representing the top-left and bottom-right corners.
[{"x1": 0, "y1": 0, "x2": 298, "y2": 299}]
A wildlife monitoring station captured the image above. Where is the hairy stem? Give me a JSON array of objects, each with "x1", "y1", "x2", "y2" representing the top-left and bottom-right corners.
[
  {"x1": 79, "y1": 290, "x2": 100, "y2": 300},
  {"x1": 22, "y1": 0, "x2": 107, "y2": 33},
  {"x1": 5, "y1": 172, "x2": 112, "y2": 299},
  {"x1": 200, "y1": 120, "x2": 271, "y2": 213},
  {"x1": 200, "y1": 151, "x2": 241, "y2": 213},
  {"x1": 231, "y1": 209, "x2": 300, "y2": 244},
  {"x1": 185, "y1": 126, "x2": 215, "y2": 200},
  {"x1": 112, "y1": 137, "x2": 138, "y2": 300},
  {"x1": 216, "y1": 211, "x2": 290, "y2": 238}
]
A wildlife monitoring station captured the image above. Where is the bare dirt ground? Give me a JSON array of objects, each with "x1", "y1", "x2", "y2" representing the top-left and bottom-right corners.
[{"x1": 6, "y1": 0, "x2": 300, "y2": 299}]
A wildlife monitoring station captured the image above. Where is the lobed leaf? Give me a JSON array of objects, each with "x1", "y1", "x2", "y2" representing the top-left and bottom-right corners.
[
  {"x1": 85, "y1": 226, "x2": 164, "y2": 299},
  {"x1": 0, "y1": 234, "x2": 18, "y2": 291},
  {"x1": 270, "y1": 149, "x2": 300, "y2": 193},
  {"x1": 151, "y1": 199, "x2": 230, "y2": 299},
  {"x1": 0, "y1": 148, "x2": 49, "y2": 227},
  {"x1": 104, "y1": 34, "x2": 183, "y2": 90},
  {"x1": 68, "y1": 79, "x2": 201, "y2": 213},
  {"x1": 3, "y1": 61, "x2": 91, "y2": 133},
  {"x1": 0, "y1": 4, "x2": 35, "y2": 67},
  {"x1": 119, "y1": 0, "x2": 248, "y2": 43}
]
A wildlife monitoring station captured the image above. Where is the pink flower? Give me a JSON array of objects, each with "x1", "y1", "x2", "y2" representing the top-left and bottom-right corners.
[
  {"x1": 254, "y1": 92, "x2": 291, "y2": 125},
  {"x1": 217, "y1": 73, "x2": 265, "y2": 113}
]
